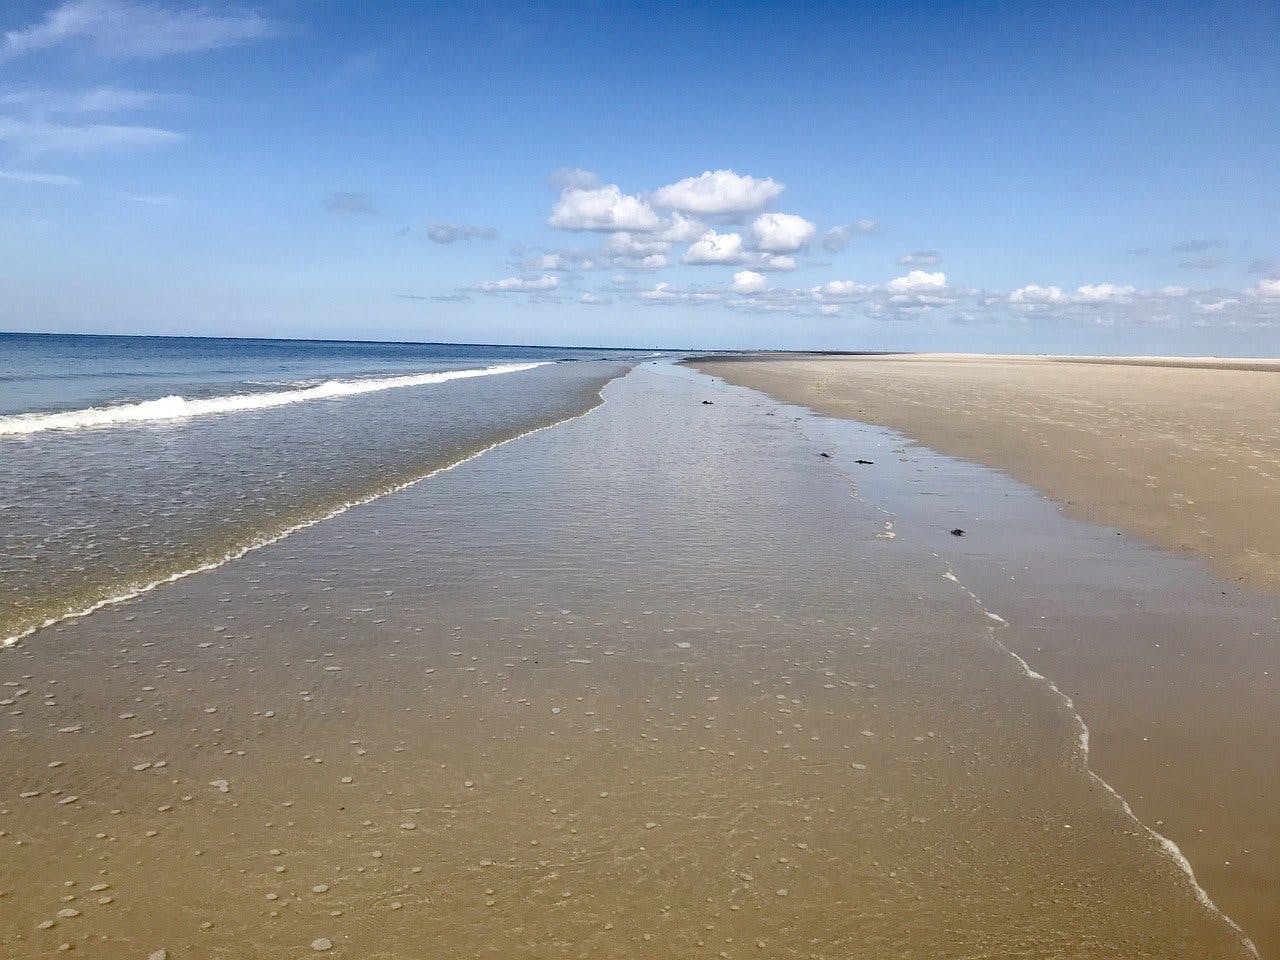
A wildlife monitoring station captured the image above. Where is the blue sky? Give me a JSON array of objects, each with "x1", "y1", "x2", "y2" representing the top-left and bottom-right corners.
[{"x1": 1, "y1": 0, "x2": 1278, "y2": 352}]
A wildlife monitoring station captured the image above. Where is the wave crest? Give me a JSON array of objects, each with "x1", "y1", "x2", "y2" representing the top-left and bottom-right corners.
[{"x1": 0, "y1": 362, "x2": 550, "y2": 436}]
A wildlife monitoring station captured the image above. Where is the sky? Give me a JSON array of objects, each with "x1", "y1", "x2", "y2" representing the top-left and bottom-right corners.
[{"x1": 0, "y1": 0, "x2": 1278, "y2": 353}]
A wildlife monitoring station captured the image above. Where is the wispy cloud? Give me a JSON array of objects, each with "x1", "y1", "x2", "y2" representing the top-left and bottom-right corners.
[
  {"x1": 326, "y1": 191, "x2": 376, "y2": 215},
  {"x1": 427, "y1": 222, "x2": 499, "y2": 243},
  {"x1": 1169, "y1": 238, "x2": 1225, "y2": 255},
  {"x1": 477, "y1": 275, "x2": 558, "y2": 293},
  {"x1": 0, "y1": 168, "x2": 80, "y2": 186},
  {"x1": 1, "y1": 0, "x2": 274, "y2": 62},
  {"x1": 0, "y1": 116, "x2": 183, "y2": 153},
  {"x1": 899, "y1": 250, "x2": 941, "y2": 266}
]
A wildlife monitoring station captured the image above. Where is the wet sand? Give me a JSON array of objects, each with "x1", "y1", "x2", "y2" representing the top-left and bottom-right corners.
[
  {"x1": 0, "y1": 364, "x2": 1255, "y2": 959},
  {"x1": 695, "y1": 353, "x2": 1280, "y2": 956},
  {"x1": 693, "y1": 353, "x2": 1280, "y2": 591}
]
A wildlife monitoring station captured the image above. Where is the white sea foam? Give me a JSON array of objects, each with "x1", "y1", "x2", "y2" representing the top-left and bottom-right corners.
[
  {"x1": 0, "y1": 362, "x2": 550, "y2": 436},
  {"x1": 938, "y1": 562, "x2": 1259, "y2": 958}
]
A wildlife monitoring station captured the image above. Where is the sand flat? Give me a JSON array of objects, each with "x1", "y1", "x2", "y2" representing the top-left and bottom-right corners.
[
  {"x1": 694, "y1": 353, "x2": 1280, "y2": 591},
  {"x1": 0, "y1": 363, "x2": 1252, "y2": 959},
  {"x1": 695, "y1": 352, "x2": 1280, "y2": 955}
]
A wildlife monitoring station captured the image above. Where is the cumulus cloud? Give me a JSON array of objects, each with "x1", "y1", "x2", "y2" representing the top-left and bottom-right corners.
[
  {"x1": 1, "y1": 0, "x2": 274, "y2": 61},
  {"x1": 658, "y1": 211, "x2": 706, "y2": 243},
  {"x1": 814, "y1": 279, "x2": 869, "y2": 299},
  {"x1": 478, "y1": 275, "x2": 558, "y2": 293},
  {"x1": 683, "y1": 229, "x2": 746, "y2": 265},
  {"x1": 899, "y1": 250, "x2": 941, "y2": 266},
  {"x1": 638, "y1": 281, "x2": 679, "y2": 301},
  {"x1": 1075, "y1": 283, "x2": 1136, "y2": 303},
  {"x1": 0, "y1": 168, "x2": 80, "y2": 186},
  {"x1": 751, "y1": 212, "x2": 816, "y2": 253},
  {"x1": 731, "y1": 270, "x2": 767, "y2": 294},
  {"x1": 548, "y1": 183, "x2": 660, "y2": 232},
  {"x1": 1008, "y1": 284, "x2": 1066, "y2": 305},
  {"x1": 1257, "y1": 278, "x2": 1280, "y2": 298},
  {"x1": 603, "y1": 232, "x2": 669, "y2": 258},
  {"x1": 651, "y1": 169, "x2": 784, "y2": 216},
  {"x1": 326, "y1": 191, "x2": 375, "y2": 214},
  {"x1": 427, "y1": 222, "x2": 499, "y2": 243},
  {"x1": 887, "y1": 270, "x2": 946, "y2": 293}
]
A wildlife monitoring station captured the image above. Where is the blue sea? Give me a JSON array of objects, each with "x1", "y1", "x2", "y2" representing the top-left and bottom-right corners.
[{"x1": 0, "y1": 333, "x2": 651, "y2": 644}]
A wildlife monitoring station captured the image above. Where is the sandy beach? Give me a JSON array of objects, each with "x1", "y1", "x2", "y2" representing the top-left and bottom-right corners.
[
  {"x1": 694, "y1": 354, "x2": 1280, "y2": 591},
  {"x1": 695, "y1": 353, "x2": 1280, "y2": 955},
  {"x1": 0, "y1": 362, "x2": 1259, "y2": 959}
]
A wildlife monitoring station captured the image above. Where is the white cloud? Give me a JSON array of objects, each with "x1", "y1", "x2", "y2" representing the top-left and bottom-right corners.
[
  {"x1": 651, "y1": 169, "x2": 784, "y2": 215},
  {"x1": 479, "y1": 275, "x2": 559, "y2": 293},
  {"x1": 638, "y1": 281, "x2": 679, "y2": 301},
  {"x1": 579, "y1": 291, "x2": 608, "y2": 304},
  {"x1": 1196, "y1": 298, "x2": 1238, "y2": 313},
  {"x1": 528, "y1": 253, "x2": 569, "y2": 271},
  {"x1": 0, "y1": 116, "x2": 183, "y2": 153},
  {"x1": 1009, "y1": 284, "x2": 1066, "y2": 305},
  {"x1": 899, "y1": 250, "x2": 941, "y2": 266},
  {"x1": 754, "y1": 253, "x2": 796, "y2": 271},
  {"x1": 1256, "y1": 278, "x2": 1280, "y2": 298},
  {"x1": 637, "y1": 281, "x2": 720, "y2": 303},
  {"x1": 814, "y1": 279, "x2": 869, "y2": 299},
  {"x1": 1, "y1": 0, "x2": 274, "y2": 61},
  {"x1": 819, "y1": 303, "x2": 840, "y2": 316},
  {"x1": 74, "y1": 87, "x2": 168, "y2": 111},
  {"x1": 603, "y1": 232, "x2": 670, "y2": 258},
  {"x1": 887, "y1": 270, "x2": 946, "y2": 293},
  {"x1": 732, "y1": 270, "x2": 767, "y2": 294},
  {"x1": 854, "y1": 219, "x2": 878, "y2": 233},
  {"x1": 1075, "y1": 283, "x2": 1136, "y2": 303},
  {"x1": 0, "y1": 168, "x2": 80, "y2": 186},
  {"x1": 658, "y1": 211, "x2": 706, "y2": 243},
  {"x1": 548, "y1": 184, "x2": 660, "y2": 232},
  {"x1": 683, "y1": 229, "x2": 746, "y2": 265},
  {"x1": 751, "y1": 212, "x2": 816, "y2": 253}
]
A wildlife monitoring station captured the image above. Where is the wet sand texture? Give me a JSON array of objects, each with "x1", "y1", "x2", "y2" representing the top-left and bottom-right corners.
[
  {"x1": 695, "y1": 353, "x2": 1280, "y2": 956},
  {"x1": 0, "y1": 364, "x2": 1253, "y2": 959},
  {"x1": 693, "y1": 354, "x2": 1280, "y2": 591}
]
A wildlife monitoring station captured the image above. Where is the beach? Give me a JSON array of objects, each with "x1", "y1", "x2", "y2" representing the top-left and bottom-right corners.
[
  {"x1": 695, "y1": 352, "x2": 1280, "y2": 955},
  {"x1": 693, "y1": 353, "x2": 1280, "y2": 591},
  {"x1": 0, "y1": 360, "x2": 1265, "y2": 958}
]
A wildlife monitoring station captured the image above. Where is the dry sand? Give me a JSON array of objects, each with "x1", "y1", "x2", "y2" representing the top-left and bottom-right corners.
[{"x1": 693, "y1": 353, "x2": 1280, "y2": 592}]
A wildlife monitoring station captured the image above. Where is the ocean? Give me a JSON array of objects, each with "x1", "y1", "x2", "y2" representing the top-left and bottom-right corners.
[{"x1": 0, "y1": 333, "x2": 645, "y2": 645}]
